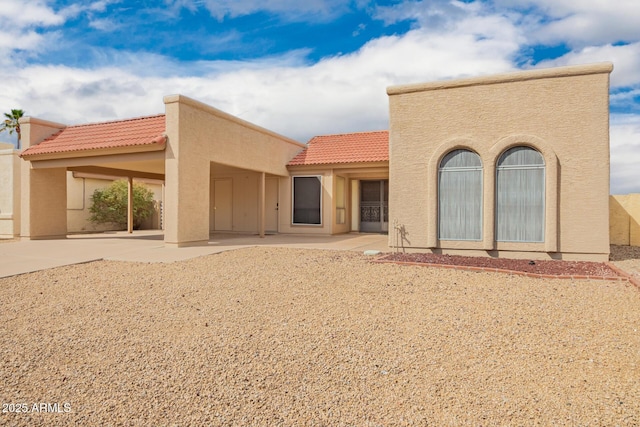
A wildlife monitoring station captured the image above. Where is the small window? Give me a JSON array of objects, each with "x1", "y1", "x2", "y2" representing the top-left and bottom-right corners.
[
  {"x1": 438, "y1": 149, "x2": 483, "y2": 240},
  {"x1": 292, "y1": 176, "x2": 322, "y2": 225},
  {"x1": 496, "y1": 146, "x2": 545, "y2": 242}
]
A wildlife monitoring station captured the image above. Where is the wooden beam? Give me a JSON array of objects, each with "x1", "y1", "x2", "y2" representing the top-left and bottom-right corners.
[
  {"x1": 28, "y1": 149, "x2": 165, "y2": 168},
  {"x1": 67, "y1": 165, "x2": 165, "y2": 181}
]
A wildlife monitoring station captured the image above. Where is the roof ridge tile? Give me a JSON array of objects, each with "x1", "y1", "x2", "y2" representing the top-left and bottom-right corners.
[{"x1": 64, "y1": 114, "x2": 165, "y2": 129}]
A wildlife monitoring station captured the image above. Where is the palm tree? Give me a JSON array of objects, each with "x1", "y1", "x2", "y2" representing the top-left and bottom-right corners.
[{"x1": 0, "y1": 109, "x2": 25, "y2": 149}]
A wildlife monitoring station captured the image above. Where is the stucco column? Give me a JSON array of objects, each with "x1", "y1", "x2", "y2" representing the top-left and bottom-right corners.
[
  {"x1": 20, "y1": 167, "x2": 67, "y2": 239},
  {"x1": 19, "y1": 117, "x2": 68, "y2": 240},
  {"x1": 351, "y1": 180, "x2": 360, "y2": 233},
  {"x1": 163, "y1": 96, "x2": 211, "y2": 246}
]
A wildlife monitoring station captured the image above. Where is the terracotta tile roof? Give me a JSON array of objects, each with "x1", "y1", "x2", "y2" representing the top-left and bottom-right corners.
[
  {"x1": 21, "y1": 114, "x2": 166, "y2": 157},
  {"x1": 288, "y1": 130, "x2": 389, "y2": 166}
]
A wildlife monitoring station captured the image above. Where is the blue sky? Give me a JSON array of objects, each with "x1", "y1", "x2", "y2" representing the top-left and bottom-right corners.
[{"x1": 1, "y1": 0, "x2": 639, "y2": 193}]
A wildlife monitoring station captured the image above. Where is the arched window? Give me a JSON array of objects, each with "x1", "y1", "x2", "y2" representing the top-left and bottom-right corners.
[
  {"x1": 438, "y1": 149, "x2": 482, "y2": 240},
  {"x1": 496, "y1": 146, "x2": 545, "y2": 242}
]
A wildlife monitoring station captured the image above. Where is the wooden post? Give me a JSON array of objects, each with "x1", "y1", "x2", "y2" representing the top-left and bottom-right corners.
[
  {"x1": 127, "y1": 176, "x2": 133, "y2": 234},
  {"x1": 259, "y1": 172, "x2": 266, "y2": 238}
]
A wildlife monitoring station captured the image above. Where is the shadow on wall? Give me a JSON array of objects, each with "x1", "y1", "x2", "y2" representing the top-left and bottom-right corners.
[
  {"x1": 610, "y1": 194, "x2": 640, "y2": 247},
  {"x1": 392, "y1": 219, "x2": 410, "y2": 252}
]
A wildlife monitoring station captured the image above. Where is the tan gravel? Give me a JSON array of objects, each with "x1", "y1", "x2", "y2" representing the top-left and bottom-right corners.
[{"x1": 1, "y1": 246, "x2": 640, "y2": 426}]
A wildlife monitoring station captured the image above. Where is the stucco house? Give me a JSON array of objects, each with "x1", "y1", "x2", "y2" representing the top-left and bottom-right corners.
[
  {"x1": 13, "y1": 62, "x2": 613, "y2": 261},
  {"x1": 388, "y1": 62, "x2": 613, "y2": 262}
]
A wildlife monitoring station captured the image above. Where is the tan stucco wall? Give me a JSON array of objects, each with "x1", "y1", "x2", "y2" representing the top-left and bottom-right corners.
[
  {"x1": 20, "y1": 117, "x2": 68, "y2": 239},
  {"x1": 388, "y1": 62, "x2": 613, "y2": 261},
  {"x1": 278, "y1": 171, "x2": 334, "y2": 235},
  {"x1": 163, "y1": 95, "x2": 305, "y2": 246},
  {"x1": 610, "y1": 194, "x2": 640, "y2": 246},
  {"x1": 22, "y1": 167, "x2": 67, "y2": 239},
  {"x1": 209, "y1": 169, "x2": 264, "y2": 234},
  {"x1": 0, "y1": 143, "x2": 20, "y2": 238}
]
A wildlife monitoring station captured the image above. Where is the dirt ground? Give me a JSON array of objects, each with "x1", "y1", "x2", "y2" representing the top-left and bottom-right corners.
[
  {"x1": 1, "y1": 246, "x2": 639, "y2": 426},
  {"x1": 610, "y1": 244, "x2": 640, "y2": 281}
]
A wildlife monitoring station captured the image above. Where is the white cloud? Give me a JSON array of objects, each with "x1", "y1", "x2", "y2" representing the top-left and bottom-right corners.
[
  {"x1": 494, "y1": 0, "x2": 640, "y2": 47},
  {"x1": 610, "y1": 114, "x2": 640, "y2": 194},
  {"x1": 0, "y1": 9, "x2": 519, "y2": 140},
  {"x1": 0, "y1": 29, "x2": 47, "y2": 52},
  {"x1": 77, "y1": 1, "x2": 125, "y2": 30},
  {"x1": 0, "y1": 0, "x2": 68, "y2": 66},
  {"x1": 374, "y1": 0, "x2": 469, "y2": 28},
  {"x1": 88, "y1": 17, "x2": 119, "y2": 31},
  {"x1": 165, "y1": 0, "x2": 352, "y2": 22},
  {"x1": 0, "y1": 0, "x2": 124, "y2": 61},
  {"x1": 0, "y1": 1, "x2": 58, "y2": 51},
  {"x1": 0, "y1": 0, "x2": 65, "y2": 29},
  {"x1": 1, "y1": 0, "x2": 638, "y2": 192},
  {"x1": 535, "y1": 42, "x2": 640, "y2": 88},
  {"x1": 611, "y1": 88, "x2": 640, "y2": 110},
  {"x1": 89, "y1": 0, "x2": 119, "y2": 13},
  {"x1": 56, "y1": 0, "x2": 123, "y2": 21}
]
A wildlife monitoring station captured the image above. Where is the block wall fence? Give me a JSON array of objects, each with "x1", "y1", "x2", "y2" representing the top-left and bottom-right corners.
[{"x1": 610, "y1": 194, "x2": 640, "y2": 246}]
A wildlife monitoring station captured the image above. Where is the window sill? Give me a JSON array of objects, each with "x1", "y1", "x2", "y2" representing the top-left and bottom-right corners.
[
  {"x1": 495, "y1": 241, "x2": 546, "y2": 252},
  {"x1": 438, "y1": 240, "x2": 485, "y2": 250}
]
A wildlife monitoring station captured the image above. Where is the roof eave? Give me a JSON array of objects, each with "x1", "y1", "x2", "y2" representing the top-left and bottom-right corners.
[
  {"x1": 21, "y1": 139, "x2": 166, "y2": 161},
  {"x1": 287, "y1": 160, "x2": 389, "y2": 170}
]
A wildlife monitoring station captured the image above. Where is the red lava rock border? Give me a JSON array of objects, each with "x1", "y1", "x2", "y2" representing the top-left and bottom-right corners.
[{"x1": 373, "y1": 254, "x2": 640, "y2": 289}]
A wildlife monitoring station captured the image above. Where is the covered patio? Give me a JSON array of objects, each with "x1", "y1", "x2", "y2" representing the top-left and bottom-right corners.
[{"x1": 19, "y1": 95, "x2": 305, "y2": 246}]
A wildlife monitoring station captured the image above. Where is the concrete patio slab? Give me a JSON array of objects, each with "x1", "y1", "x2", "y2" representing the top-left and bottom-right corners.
[{"x1": 0, "y1": 231, "x2": 389, "y2": 278}]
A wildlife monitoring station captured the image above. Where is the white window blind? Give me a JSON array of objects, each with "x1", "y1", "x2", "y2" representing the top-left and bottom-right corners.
[
  {"x1": 438, "y1": 149, "x2": 483, "y2": 240},
  {"x1": 496, "y1": 147, "x2": 545, "y2": 242}
]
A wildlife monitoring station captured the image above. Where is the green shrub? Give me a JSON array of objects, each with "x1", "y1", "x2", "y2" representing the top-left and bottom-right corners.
[{"x1": 89, "y1": 180, "x2": 155, "y2": 230}]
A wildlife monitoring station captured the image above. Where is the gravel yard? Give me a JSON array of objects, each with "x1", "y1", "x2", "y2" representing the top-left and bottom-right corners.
[{"x1": 1, "y1": 246, "x2": 640, "y2": 426}]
